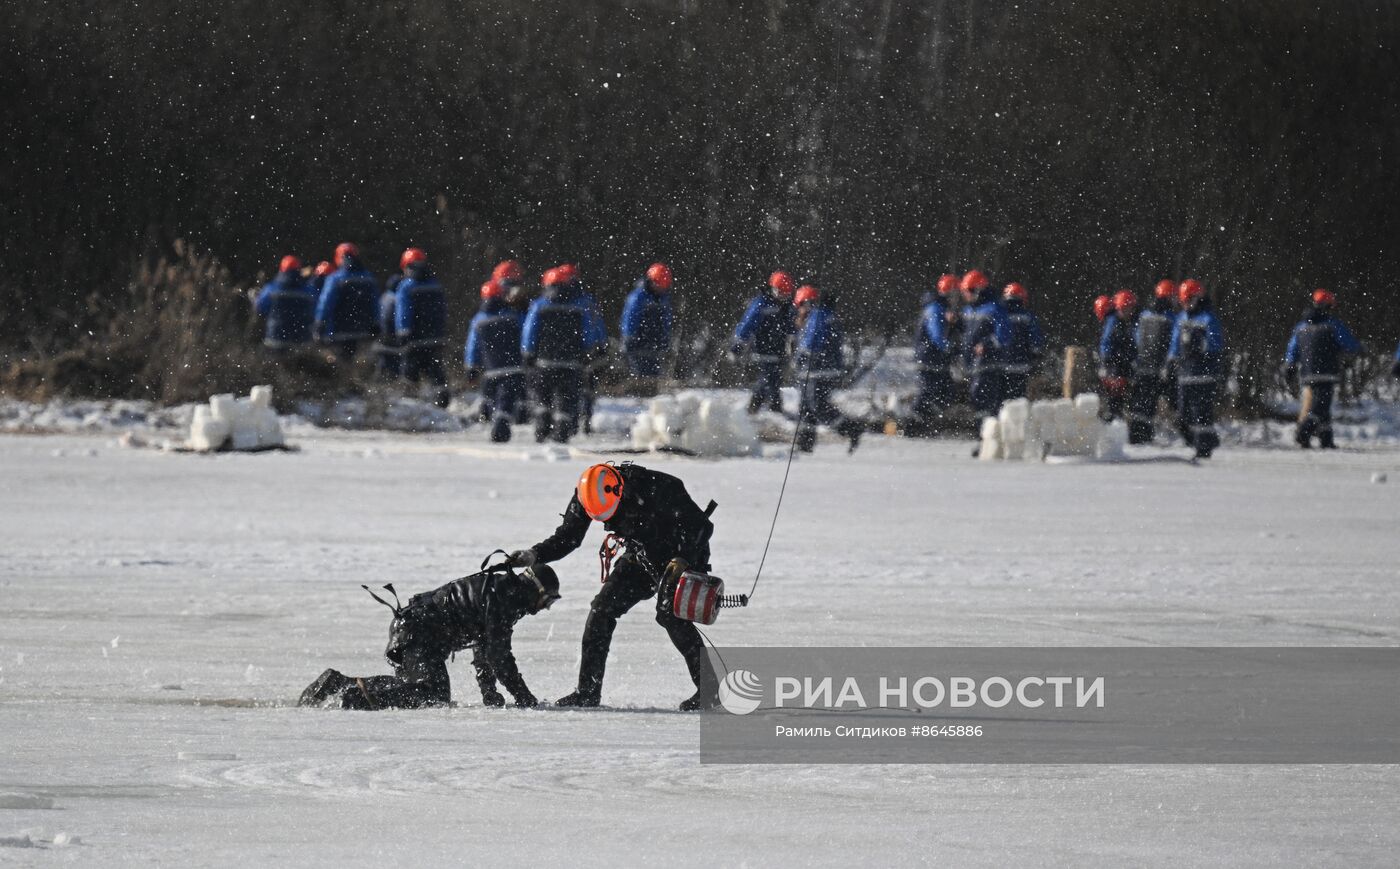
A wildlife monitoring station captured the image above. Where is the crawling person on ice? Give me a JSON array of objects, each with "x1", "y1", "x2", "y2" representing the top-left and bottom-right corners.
[
  {"x1": 506, "y1": 463, "x2": 720, "y2": 711},
  {"x1": 298, "y1": 559, "x2": 560, "y2": 710}
]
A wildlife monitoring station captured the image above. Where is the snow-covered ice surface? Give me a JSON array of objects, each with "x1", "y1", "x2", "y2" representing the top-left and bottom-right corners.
[{"x1": 2, "y1": 427, "x2": 1399, "y2": 866}]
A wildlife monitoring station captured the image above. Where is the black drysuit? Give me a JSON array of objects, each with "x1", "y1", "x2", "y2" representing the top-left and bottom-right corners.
[
  {"x1": 532, "y1": 464, "x2": 716, "y2": 702},
  {"x1": 299, "y1": 571, "x2": 539, "y2": 710}
]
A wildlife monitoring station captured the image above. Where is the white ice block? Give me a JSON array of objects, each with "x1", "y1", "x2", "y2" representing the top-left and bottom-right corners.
[
  {"x1": 250, "y1": 384, "x2": 273, "y2": 409},
  {"x1": 979, "y1": 417, "x2": 1001, "y2": 461},
  {"x1": 209, "y1": 394, "x2": 237, "y2": 423}
]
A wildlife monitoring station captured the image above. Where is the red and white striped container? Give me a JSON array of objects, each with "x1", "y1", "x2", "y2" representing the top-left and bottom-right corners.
[{"x1": 671, "y1": 569, "x2": 725, "y2": 625}]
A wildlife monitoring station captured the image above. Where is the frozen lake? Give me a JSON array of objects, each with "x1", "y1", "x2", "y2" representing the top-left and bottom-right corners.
[{"x1": 1, "y1": 429, "x2": 1398, "y2": 865}]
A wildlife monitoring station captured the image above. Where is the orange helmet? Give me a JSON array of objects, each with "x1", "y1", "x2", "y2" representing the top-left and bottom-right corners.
[
  {"x1": 1312, "y1": 288, "x2": 1336, "y2": 307},
  {"x1": 541, "y1": 267, "x2": 562, "y2": 287},
  {"x1": 555, "y1": 263, "x2": 580, "y2": 284},
  {"x1": 1178, "y1": 278, "x2": 1206, "y2": 305},
  {"x1": 936, "y1": 274, "x2": 959, "y2": 296},
  {"x1": 961, "y1": 269, "x2": 989, "y2": 294},
  {"x1": 279, "y1": 255, "x2": 302, "y2": 273},
  {"x1": 793, "y1": 285, "x2": 820, "y2": 306},
  {"x1": 313, "y1": 260, "x2": 335, "y2": 278},
  {"x1": 1093, "y1": 294, "x2": 1113, "y2": 322},
  {"x1": 1003, "y1": 282, "x2": 1028, "y2": 302},
  {"x1": 334, "y1": 242, "x2": 358, "y2": 267},
  {"x1": 1113, "y1": 289, "x2": 1138, "y2": 311},
  {"x1": 646, "y1": 262, "x2": 673, "y2": 291},
  {"x1": 577, "y1": 464, "x2": 624, "y2": 521},
  {"x1": 492, "y1": 259, "x2": 524, "y2": 284},
  {"x1": 769, "y1": 270, "x2": 796, "y2": 298},
  {"x1": 400, "y1": 247, "x2": 428, "y2": 271},
  {"x1": 1154, "y1": 279, "x2": 1177, "y2": 300},
  {"x1": 481, "y1": 279, "x2": 505, "y2": 300}
]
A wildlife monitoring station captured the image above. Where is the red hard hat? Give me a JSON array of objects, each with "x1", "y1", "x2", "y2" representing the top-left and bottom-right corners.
[
  {"x1": 541, "y1": 267, "x2": 561, "y2": 287},
  {"x1": 1154, "y1": 279, "x2": 1177, "y2": 300},
  {"x1": 577, "y1": 464, "x2": 625, "y2": 521},
  {"x1": 1003, "y1": 282, "x2": 1028, "y2": 302},
  {"x1": 314, "y1": 261, "x2": 334, "y2": 278},
  {"x1": 936, "y1": 274, "x2": 959, "y2": 296},
  {"x1": 1113, "y1": 289, "x2": 1138, "y2": 311},
  {"x1": 279, "y1": 255, "x2": 302, "y2": 274},
  {"x1": 961, "y1": 269, "x2": 989, "y2": 293},
  {"x1": 492, "y1": 260, "x2": 524, "y2": 283},
  {"x1": 1178, "y1": 278, "x2": 1206, "y2": 305},
  {"x1": 481, "y1": 279, "x2": 506, "y2": 300},
  {"x1": 769, "y1": 270, "x2": 796, "y2": 298},
  {"x1": 793, "y1": 285, "x2": 820, "y2": 306},
  {"x1": 400, "y1": 247, "x2": 428, "y2": 271},
  {"x1": 1312, "y1": 288, "x2": 1336, "y2": 307},
  {"x1": 1093, "y1": 295, "x2": 1113, "y2": 322},
  {"x1": 334, "y1": 242, "x2": 358, "y2": 267},
  {"x1": 555, "y1": 263, "x2": 580, "y2": 284},
  {"x1": 646, "y1": 262, "x2": 673, "y2": 291}
]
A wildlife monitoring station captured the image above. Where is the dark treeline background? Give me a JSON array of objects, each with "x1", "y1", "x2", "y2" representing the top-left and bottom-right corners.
[{"x1": 5, "y1": 0, "x2": 1399, "y2": 403}]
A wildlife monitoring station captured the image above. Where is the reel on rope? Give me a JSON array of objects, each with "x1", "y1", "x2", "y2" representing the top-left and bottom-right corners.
[{"x1": 670, "y1": 566, "x2": 748, "y2": 626}]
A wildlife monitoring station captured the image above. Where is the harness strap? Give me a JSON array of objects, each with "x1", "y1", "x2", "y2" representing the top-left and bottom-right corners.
[{"x1": 599, "y1": 533, "x2": 624, "y2": 584}]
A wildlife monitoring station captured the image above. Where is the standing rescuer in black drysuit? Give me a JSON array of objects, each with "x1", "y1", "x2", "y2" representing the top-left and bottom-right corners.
[
  {"x1": 298, "y1": 560, "x2": 560, "y2": 710},
  {"x1": 507, "y1": 463, "x2": 719, "y2": 711}
]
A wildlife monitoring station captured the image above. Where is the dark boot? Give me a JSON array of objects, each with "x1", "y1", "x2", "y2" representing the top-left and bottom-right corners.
[
  {"x1": 299, "y1": 668, "x2": 351, "y2": 707},
  {"x1": 658, "y1": 610, "x2": 719, "y2": 711},
  {"x1": 434, "y1": 389, "x2": 450, "y2": 409},
  {"x1": 534, "y1": 411, "x2": 552, "y2": 444},
  {"x1": 558, "y1": 609, "x2": 617, "y2": 706},
  {"x1": 746, "y1": 394, "x2": 762, "y2": 415},
  {"x1": 679, "y1": 690, "x2": 721, "y2": 712},
  {"x1": 795, "y1": 424, "x2": 817, "y2": 453},
  {"x1": 490, "y1": 415, "x2": 512, "y2": 443},
  {"x1": 837, "y1": 418, "x2": 863, "y2": 454},
  {"x1": 1295, "y1": 418, "x2": 1315, "y2": 448},
  {"x1": 1319, "y1": 428, "x2": 1336, "y2": 449}
]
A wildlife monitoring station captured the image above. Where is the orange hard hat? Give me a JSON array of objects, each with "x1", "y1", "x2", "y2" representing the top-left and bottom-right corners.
[
  {"x1": 1113, "y1": 289, "x2": 1138, "y2": 311},
  {"x1": 400, "y1": 247, "x2": 428, "y2": 271},
  {"x1": 577, "y1": 464, "x2": 624, "y2": 521},
  {"x1": 481, "y1": 279, "x2": 505, "y2": 300},
  {"x1": 1178, "y1": 278, "x2": 1206, "y2": 305},
  {"x1": 1093, "y1": 294, "x2": 1113, "y2": 322},
  {"x1": 1003, "y1": 282, "x2": 1028, "y2": 302},
  {"x1": 541, "y1": 267, "x2": 562, "y2": 287},
  {"x1": 334, "y1": 242, "x2": 358, "y2": 267},
  {"x1": 1312, "y1": 288, "x2": 1336, "y2": 307},
  {"x1": 279, "y1": 255, "x2": 302, "y2": 273},
  {"x1": 769, "y1": 270, "x2": 796, "y2": 298},
  {"x1": 961, "y1": 269, "x2": 989, "y2": 293},
  {"x1": 936, "y1": 274, "x2": 959, "y2": 295},
  {"x1": 492, "y1": 259, "x2": 524, "y2": 283},
  {"x1": 314, "y1": 261, "x2": 334, "y2": 277},
  {"x1": 793, "y1": 285, "x2": 820, "y2": 306},
  {"x1": 646, "y1": 262, "x2": 673, "y2": 291},
  {"x1": 555, "y1": 263, "x2": 580, "y2": 284},
  {"x1": 1154, "y1": 279, "x2": 1177, "y2": 300}
]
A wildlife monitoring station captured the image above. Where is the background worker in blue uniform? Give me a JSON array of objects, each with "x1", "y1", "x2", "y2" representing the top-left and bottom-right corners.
[
  {"x1": 1168, "y1": 278, "x2": 1226, "y2": 459},
  {"x1": 1126, "y1": 280, "x2": 1179, "y2": 443},
  {"x1": 522, "y1": 267, "x2": 601, "y2": 443},
  {"x1": 959, "y1": 269, "x2": 1012, "y2": 421},
  {"x1": 731, "y1": 270, "x2": 796, "y2": 414},
  {"x1": 394, "y1": 247, "x2": 450, "y2": 408},
  {"x1": 999, "y1": 282, "x2": 1046, "y2": 402},
  {"x1": 1098, "y1": 290, "x2": 1139, "y2": 422},
  {"x1": 314, "y1": 242, "x2": 380, "y2": 362},
  {"x1": 1283, "y1": 289, "x2": 1363, "y2": 449},
  {"x1": 466, "y1": 278, "x2": 525, "y2": 442},
  {"x1": 254, "y1": 255, "x2": 316, "y2": 351},
  {"x1": 554, "y1": 263, "x2": 607, "y2": 434},
  {"x1": 907, "y1": 273, "x2": 958, "y2": 433},
  {"x1": 792, "y1": 285, "x2": 863, "y2": 453},
  {"x1": 620, "y1": 262, "x2": 674, "y2": 396}
]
